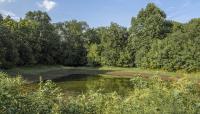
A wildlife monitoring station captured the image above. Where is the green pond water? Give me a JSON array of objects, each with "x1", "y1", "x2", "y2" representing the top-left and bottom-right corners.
[{"x1": 53, "y1": 74, "x2": 133, "y2": 96}]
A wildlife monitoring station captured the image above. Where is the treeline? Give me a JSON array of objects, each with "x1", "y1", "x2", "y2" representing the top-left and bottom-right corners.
[{"x1": 0, "y1": 3, "x2": 200, "y2": 72}]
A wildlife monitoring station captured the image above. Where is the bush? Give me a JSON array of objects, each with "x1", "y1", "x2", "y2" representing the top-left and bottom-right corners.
[
  {"x1": 66, "y1": 76, "x2": 200, "y2": 114},
  {"x1": 0, "y1": 72, "x2": 64, "y2": 114},
  {"x1": 0, "y1": 73, "x2": 200, "y2": 114},
  {"x1": 145, "y1": 33, "x2": 200, "y2": 72},
  {"x1": 87, "y1": 44, "x2": 101, "y2": 66}
]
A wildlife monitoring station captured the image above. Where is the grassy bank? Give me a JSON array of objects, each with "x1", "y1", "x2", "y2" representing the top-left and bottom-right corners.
[{"x1": 1, "y1": 65, "x2": 200, "y2": 82}]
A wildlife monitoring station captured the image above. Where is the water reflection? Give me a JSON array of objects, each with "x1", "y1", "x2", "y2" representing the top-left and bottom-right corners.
[{"x1": 56, "y1": 75, "x2": 133, "y2": 96}]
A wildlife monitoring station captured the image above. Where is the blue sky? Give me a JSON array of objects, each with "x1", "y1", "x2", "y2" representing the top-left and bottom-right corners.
[{"x1": 0, "y1": 0, "x2": 199, "y2": 27}]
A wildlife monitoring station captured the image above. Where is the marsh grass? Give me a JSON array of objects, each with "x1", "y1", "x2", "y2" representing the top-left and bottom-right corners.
[{"x1": 0, "y1": 72, "x2": 200, "y2": 114}]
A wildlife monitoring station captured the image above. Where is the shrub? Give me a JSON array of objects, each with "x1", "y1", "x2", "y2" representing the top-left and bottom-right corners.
[
  {"x1": 0, "y1": 73, "x2": 200, "y2": 114},
  {"x1": 145, "y1": 33, "x2": 200, "y2": 72},
  {"x1": 0, "y1": 72, "x2": 64, "y2": 114}
]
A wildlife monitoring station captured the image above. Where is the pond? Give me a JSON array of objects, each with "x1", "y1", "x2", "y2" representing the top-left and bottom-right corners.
[{"x1": 53, "y1": 74, "x2": 133, "y2": 96}]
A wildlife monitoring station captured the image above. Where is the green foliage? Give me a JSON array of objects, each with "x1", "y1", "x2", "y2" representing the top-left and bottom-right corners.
[
  {"x1": 116, "y1": 48, "x2": 134, "y2": 67},
  {"x1": 87, "y1": 44, "x2": 101, "y2": 66},
  {"x1": 0, "y1": 3, "x2": 200, "y2": 72},
  {"x1": 84, "y1": 28, "x2": 100, "y2": 46},
  {"x1": 88, "y1": 23, "x2": 130, "y2": 67},
  {"x1": 25, "y1": 11, "x2": 51, "y2": 23},
  {"x1": 0, "y1": 72, "x2": 64, "y2": 114},
  {"x1": 16, "y1": 19, "x2": 36, "y2": 65},
  {"x1": 1, "y1": 73, "x2": 199, "y2": 114},
  {"x1": 25, "y1": 11, "x2": 61, "y2": 64},
  {"x1": 0, "y1": 73, "x2": 28, "y2": 113},
  {"x1": 66, "y1": 76, "x2": 200, "y2": 114},
  {"x1": 0, "y1": 24, "x2": 19, "y2": 68},
  {"x1": 29, "y1": 80, "x2": 64, "y2": 114},
  {"x1": 55, "y1": 20, "x2": 88, "y2": 66},
  {"x1": 144, "y1": 32, "x2": 200, "y2": 72},
  {"x1": 130, "y1": 3, "x2": 169, "y2": 39},
  {"x1": 0, "y1": 14, "x2": 3, "y2": 21},
  {"x1": 128, "y1": 3, "x2": 172, "y2": 68}
]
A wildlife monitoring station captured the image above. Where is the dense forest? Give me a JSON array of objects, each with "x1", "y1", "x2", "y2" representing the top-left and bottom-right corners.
[{"x1": 0, "y1": 3, "x2": 200, "y2": 72}]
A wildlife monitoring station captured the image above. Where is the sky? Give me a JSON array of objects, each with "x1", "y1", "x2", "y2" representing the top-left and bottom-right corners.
[{"x1": 0, "y1": 0, "x2": 200, "y2": 27}]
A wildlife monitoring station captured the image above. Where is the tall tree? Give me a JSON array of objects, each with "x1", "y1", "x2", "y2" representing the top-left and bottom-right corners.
[
  {"x1": 128, "y1": 3, "x2": 172, "y2": 67},
  {"x1": 25, "y1": 11, "x2": 51, "y2": 23},
  {"x1": 0, "y1": 23, "x2": 19, "y2": 68},
  {"x1": 55, "y1": 20, "x2": 88, "y2": 66},
  {"x1": 25, "y1": 11, "x2": 60, "y2": 64},
  {"x1": 98, "y1": 23, "x2": 129, "y2": 66},
  {"x1": 0, "y1": 14, "x2": 3, "y2": 21},
  {"x1": 84, "y1": 28, "x2": 100, "y2": 46},
  {"x1": 16, "y1": 19, "x2": 37, "y2": 65},
  {"x1": 130, "y1": 3, "x2": 170, "y2": 39},
  {"x1": 186, "y1": 18, "x2": 200, "y2": 37}
]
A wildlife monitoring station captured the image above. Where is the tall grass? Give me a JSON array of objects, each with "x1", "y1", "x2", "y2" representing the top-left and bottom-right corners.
[{"x1": 0, "y1": 72, "x2": 200, "y2": 114}]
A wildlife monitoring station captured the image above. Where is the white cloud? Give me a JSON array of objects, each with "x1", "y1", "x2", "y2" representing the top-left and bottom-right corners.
[
  {"x1": 0, "y1": 0, "x2": 14, "y2": 3},
  {"x1": 0, "y1": 10, "x2": 19, "y2": 20},
  {"x1": 38, "y1": 0, "x2": 56, "y2": 11}
]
